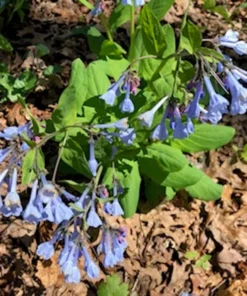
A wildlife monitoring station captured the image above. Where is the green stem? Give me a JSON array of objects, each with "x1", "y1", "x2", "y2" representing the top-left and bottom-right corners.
[
  {"x1": 128, "y1": 3, "x2": 136, "y2": 61},
  {"x1": 52, "y1": 131, "x2": 68, "y2": 183},
  {"x1": 100, "y1": 14, "x2": 113, "y2": 42},
  {"x1": 94, "y1": 165, "x2": 103, "y2": 189},
  {"x1": 172, "y1": 56, "x2": 181, "y2": 97},
  {"x1": 129, "y1": 54, "x2": 157, "y2": 68}
]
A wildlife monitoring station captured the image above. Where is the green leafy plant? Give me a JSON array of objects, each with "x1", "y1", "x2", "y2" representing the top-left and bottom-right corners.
[
  {"x1": 0, "y1": 0, "x2": 245, "y2": 285},
  {"x1": 0, "y1": 69, "x2": 37, "y2": 103},
  {"x1": 97, "y1": 274, "x2": 129, "y2": 296}
]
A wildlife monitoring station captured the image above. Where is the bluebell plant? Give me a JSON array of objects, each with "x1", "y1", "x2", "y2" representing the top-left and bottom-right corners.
[{"x1": 1, "y1": 0, "x2": 247, "y2": 287}]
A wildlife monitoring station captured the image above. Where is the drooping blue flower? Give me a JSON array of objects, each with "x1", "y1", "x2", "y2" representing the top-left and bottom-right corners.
[
  {"x1": 39, "y1": 182, "x2": 73, "y2": 223},
  {"x1": 36, "y1": 241, "x2": 55, "y2": 260},
  {"x1": 0, "y1": 123, "x2": 32, "y2": 141},
  {"x1": 0, "y1": 168, "x2": 23, "y2": 217},
  {"x1": 186, "y1": 82, "x2": 204, "y2": 119},
  {"x1": 151, "y1": 111, "x2": 168, "y2": 141},
  {"x1": 60, "y1": 190, "x2": 77, "y2": 201},
  {"x1": 173, "y1": 118, "x2": 189, "y2": 139},
  {"x1": 0, "y1": 147, "x2": 11, "y2": 164},
  {"x1": 39, "y1": 183, "x2": 57, "y2": 204},
  {"x1": 87, "y1": 192, "x2": 102, "y2": 228},
  {"x1": 219, "y1": 29, "x2": 239, "y2": 43},
  {"x1": 61, "y1": 243, "x2": 81, "y2": 284},
  {"x1": 225, "y1": 69, "x2": 247, "y2": 115},
  {"x1": 58, "y1": 234, "x2": 71, "y2": 267},
  {"x1": 119, "y1": 83, "x2": 135, "y2": 113},
  {"x1": 43, "y1": 196, "x2": 74, "y2": 224},
  {"x1": 93, "y1": 118, "x2": 129, "y2": 130},
  {"x1": 102, "y1": 232, "x2": 117, "y2": 268},
  {"x1": 82, "y1": 246, "x2": 100, "y2": 279},
  {"x1": 203, "y1": 76, "x2": 229, "y2": 124},
  {"x1": 234, "y1": 41, "x2": 247, "y2": 56},
  {"x1": 119, "y1": 128, "x2": 136, "y2": 145},
  {"x1": 23, "y1": 179, "x2": 43, "y2": 223},
  {"x1": 100, "y1": 73, "x2": 126, "y2": 106},
  {"x1": 91, "y1": 1, "x2": 102, "y2": 16},
  {"x1": 0, "y1": 127, "x2": 19, "y2": 140},
  {"x1": 88, "y1": 139, "x2": 98, "y2": 177},
  {"x1": 232, "y1": 68, "x2": 247, "y2": 83},
  {"x1": 108, "y1": 199, "x2": 123, "y2": 216},
  {"x1": 112, "y1": 231, "x2": 128, "y2": 263},
  {"x1": 219, "y1": 38, "x2": 247, "y2": 56},
  {"x1": 36, "y1": 232, "x2": 61, "y2": 260},
  {"x1": 138, "y1": 96, "x2": 169, "y2": 128}
]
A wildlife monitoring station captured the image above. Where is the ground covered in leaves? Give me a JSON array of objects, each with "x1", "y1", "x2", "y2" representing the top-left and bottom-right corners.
[{"x1": 1, "y1": 0, "x2": 247, "y2": 295}]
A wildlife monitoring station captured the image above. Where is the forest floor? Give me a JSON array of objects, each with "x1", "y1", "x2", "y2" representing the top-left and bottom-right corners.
[{"x1": 1, "y1": 0, "x2": 247, "y2": 295}]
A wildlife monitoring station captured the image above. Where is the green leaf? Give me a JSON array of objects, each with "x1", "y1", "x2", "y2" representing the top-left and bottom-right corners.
[
  {"x1": 52, "y1": 59, "x2": 87, "y2": 129},
  {"x1": 203, "y1": 0, "x2": 216, "y2": 9},
  {"x1": 211, "y1": 5, "x2": 230, "y2": 19},
  {"x1": 60, "y1": 180, "x2": 86, "y2": 193},
  {"x1": 61, "y1": 138, "x2": 91, "y2": 178},
  {"x1": 195, "y1": 254, "x2": 212, "y2": 269},
  {"x1": 162, "y1": 165, "x2": 204, "y2": 189},
  {"x1": 96, "y1": 58, "x2": 129, "y2": 80},
  {"x1": 186, "y1": 174, "x2": 222, "y2": 201},
  {"x1": 36, "y1": 44, "x2": 50, "y2": 57},
  {"x1": 148, "y1": 0, "x2": 175, "y2": 20},
  {"x1": 22, "y1": 148, "x2": 45, "y2": 185},
  {"x1": 100, "y1": 40, "x2": 126, "y2": 58},
  {"x1": 199, "y1": 47, "x2": 224, "y2": 62},
  {"x1": 184, "y1": 251, "x2": 199, "y2": 260},
  {"x1": 0, "y1": 34, "x2": 13, "y2": 52},
  {"x1": 180, "y1": 21, "x2": 202, "y2": 54},
  {"x1": 86, "y1": 61, "x2": 110, "y2": 99},
  {"x1": 87, "y1": 27, "x2": 105, "y2": 56},
  {"x1": 140, "y1": 5, "x2": 167, "y2": 57},
  {"x1": 120, "y1": 159, "x2": 141, "y2": 218},
  {"x1": 137, "y1": 143, "x2": 188, "y2": 184},
  {"x1": 78, "y1": 0, "x2": 94, "y2": 9},
  {"x1": 171, "y1": 124, "x2": 235, "y2": 152},
  {"x1": 97, "y1": 274, "x2": 129, "y2": 296},
  {"x1": 109, "y1": 4, "x2": 131, "y2": 32}
]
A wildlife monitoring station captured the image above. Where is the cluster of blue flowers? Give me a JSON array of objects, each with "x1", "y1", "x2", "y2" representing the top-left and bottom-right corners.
[
  {"x1": 0, "y1": 124, "x2": 127, "y2": 283},
  {"x1": 96, "y1": 29, "x2": 247, "y2": 141}
]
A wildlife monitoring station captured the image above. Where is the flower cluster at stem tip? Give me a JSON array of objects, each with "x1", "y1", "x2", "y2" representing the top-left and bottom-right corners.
[
  {"x1": 97, "y1": 29, "x2": 247, "y2": 141},
  {"x1": 0, "y1": 124, "x2": 127, "y2": 283}
]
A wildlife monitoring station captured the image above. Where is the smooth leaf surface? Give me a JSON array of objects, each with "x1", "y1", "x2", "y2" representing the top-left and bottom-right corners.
[
  {"x1": 186, "y1": 174, "x2": 222, "y2": 201},
  {"x1": 180, "y1": 21, "x2": 202, "y2": 54},
  {"x1": 171, "y1": 124, "x2": 235, "y2": 152},
  {"x1": 138, "y1": 143, "x2": 188, "y2": 184},
  {"x1": 148, "y1": 0, "x2": 175, "y2": 20},
  {"x1": 52, "y1": 59, "x2": 87, "y2": 129},
  {"x1": 61, "y1": 138, "x2": 91, "y2": 178},
  {"x1": 140, "y1": 6, "x2": 167, "y2": 57},
  {"x1": 22, "y1": 148, "x2": 45, "y2": 185},
  {"x1": 109, "y1": 4, "x2": 131, "y2": 32}
]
